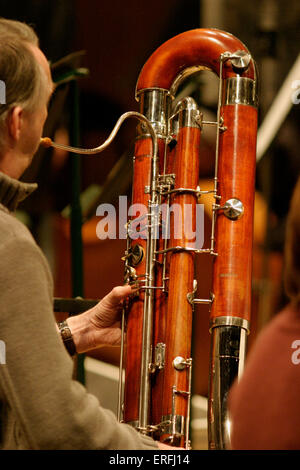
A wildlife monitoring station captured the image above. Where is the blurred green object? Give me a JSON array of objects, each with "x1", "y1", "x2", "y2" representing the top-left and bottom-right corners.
[
  {"x1": 61, "y1": 184, "x2": 103, "y2": 220},
  {"x1": 61, "y1": 148, "x2": 132, "y2": 222},
  {"x1": 15, "y1": 210, "x2": 32, "y2": 228}
]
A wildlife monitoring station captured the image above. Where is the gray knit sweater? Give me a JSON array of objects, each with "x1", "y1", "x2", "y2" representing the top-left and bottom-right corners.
[{"x1": 0, "y1": 171, "x2": 158, "y2": 450}]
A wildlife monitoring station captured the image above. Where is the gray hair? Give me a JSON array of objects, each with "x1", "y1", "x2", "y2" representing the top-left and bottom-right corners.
[
  {"x1": 0, "y1": 18, "x2": 39, "y2": 45},
  {"x1": 0, "y1": 18, "x2": 48, "y2": 147}
]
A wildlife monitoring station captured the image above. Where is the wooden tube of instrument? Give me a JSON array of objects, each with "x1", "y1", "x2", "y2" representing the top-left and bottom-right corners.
[
  {"x1": 210, "y1": 104, "x2": 258, "y2": 326},
  {"x1": 150, "y1": 142, "x2": 173, "y2": 427},
  {"x1": 136, "y1": 28, "x2": 255, "y2": 95},
  {"x1": 123, "y1": 137, "x2": 151, "y2": 425},
  {"x1": 208, "y1": 100, "x2": 258, "y2": 449},
  {"x1": 159, "y1": 110, "x2": 201, "y2": 446},
  {"x1": 123, "y1": 136, "x2": 166, "y2": 426}
]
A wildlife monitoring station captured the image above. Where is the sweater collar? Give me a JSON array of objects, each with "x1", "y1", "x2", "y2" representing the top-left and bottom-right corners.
[{"x1": 0, "y1": 171, "x2": 37, "y2": 212}]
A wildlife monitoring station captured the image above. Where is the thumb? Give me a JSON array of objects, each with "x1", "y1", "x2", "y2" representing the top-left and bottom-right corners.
[{"x1": 100, "y1": 285, "x2": 135, "y2": 309}]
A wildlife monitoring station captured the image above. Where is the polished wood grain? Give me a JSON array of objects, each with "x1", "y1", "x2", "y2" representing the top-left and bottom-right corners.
[
  {"x1": 123, "y1": 137, "x2": 166, "y2": 423},
  {"x1": 150, "y1": 142, "x2": 174, "y2": 425},
  {"x1": 123, "y1": 137, "x2": 152, "y2": 423},
  {"x1": 136, "y1": 28, "x2": 255, "y2": 93},
  {"x1": 160, "y1": 126, "x2": 201, "y2": 441},
  {"x1": 211, "y1": 104, "x2": 257, "y2": 323}
]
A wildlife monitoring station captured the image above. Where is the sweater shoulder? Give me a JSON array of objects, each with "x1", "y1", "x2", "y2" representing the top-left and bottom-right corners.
[
  {"x1": 0, "y1": 208, "x2": 36, "y2": 247},
  {"x1": 0, "y1": 209, "x2": 53, "y2": 288}
]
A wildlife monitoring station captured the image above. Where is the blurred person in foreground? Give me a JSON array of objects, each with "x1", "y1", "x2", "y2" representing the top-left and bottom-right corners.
[{"x1": 228, "y1": 175, "x2": 300, "y2": 450}]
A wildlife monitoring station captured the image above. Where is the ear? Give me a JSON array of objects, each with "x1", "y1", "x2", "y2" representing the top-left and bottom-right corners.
[{"x1": 7, "y1": 106, "x2": 24, "y2": 143}]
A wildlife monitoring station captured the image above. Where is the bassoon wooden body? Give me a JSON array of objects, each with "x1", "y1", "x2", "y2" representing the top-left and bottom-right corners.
[{"x1": 120, "y1": 28, "x2": 258, "y2": 449}]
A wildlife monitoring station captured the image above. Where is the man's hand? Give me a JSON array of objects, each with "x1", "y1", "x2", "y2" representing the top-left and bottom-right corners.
[
  {"x1": 87, "y1": 285, "x2": 134, "y2": 347},
  {"x1": 66, "y1": 285, "x2": 135, "y2": 353}
]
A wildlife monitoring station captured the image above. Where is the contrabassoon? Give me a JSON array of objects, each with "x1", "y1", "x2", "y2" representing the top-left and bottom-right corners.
[
  {"x1": 120, "y1": 28, "x2": 258, "y2": 450},
  {"x1": 41, "y1": 28, "x2": 258, "y2": 450}
]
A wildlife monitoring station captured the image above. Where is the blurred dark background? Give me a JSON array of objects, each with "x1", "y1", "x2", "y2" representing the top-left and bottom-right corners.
[
  {"x1": 1, "y1": 0, "x2": 298, "y2": 227},
  {"x1": 1, "y1": 0, "x2": 299, "y2": 408}
]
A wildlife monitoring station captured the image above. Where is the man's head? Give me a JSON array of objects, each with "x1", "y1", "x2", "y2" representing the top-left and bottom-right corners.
[{"x1": 0, "y1": 18, "x2": 54, "y2": 178}]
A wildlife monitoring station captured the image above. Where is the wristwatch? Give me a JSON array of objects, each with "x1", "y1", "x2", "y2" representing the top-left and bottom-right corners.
[{"x1": 58, "y1": 320, "x2": 77, "y2": 357}]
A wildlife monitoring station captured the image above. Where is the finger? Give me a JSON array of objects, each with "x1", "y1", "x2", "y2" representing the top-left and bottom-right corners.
[{"x1": 102, "y1": 285, "x2": 133, "y2": 308}]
